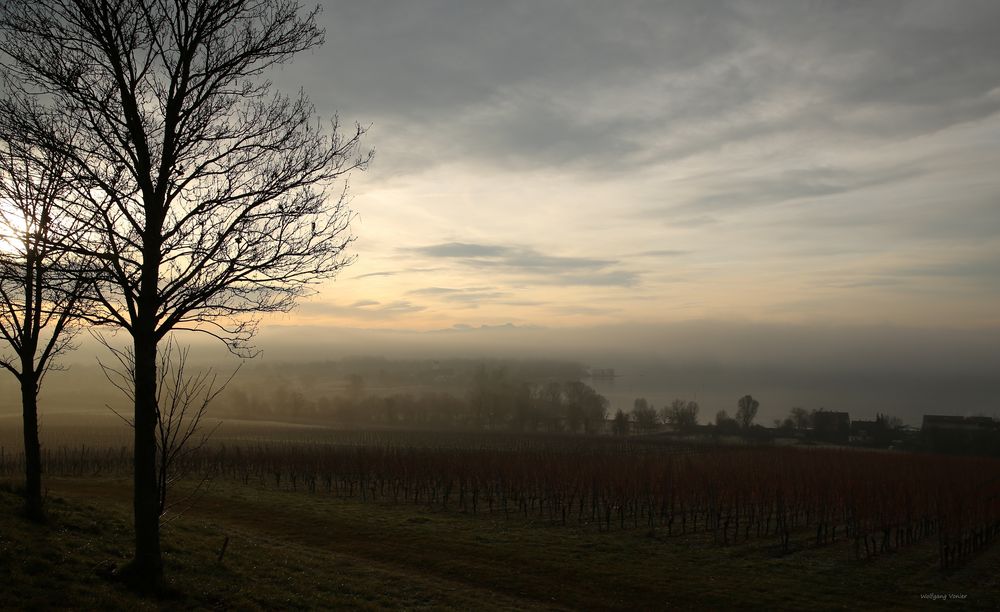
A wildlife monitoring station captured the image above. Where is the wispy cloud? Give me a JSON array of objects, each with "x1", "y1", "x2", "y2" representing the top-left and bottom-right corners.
[
  {"x1": 669, "y1": 165, "x2": 924, "y2": 216},
  {"x1": 406, "y1": 242, "x2": 637, "y2": 287},
  {"x1": 406, "y1": 286, "x2": 513, "y2": 308},
  {"x1": 632, "y1": 249, "x2": 690, "y2": 258},
  {"x1": 352, "y1": 271, "x2": 397, "y2": 280},
  {"x1": 407, "y1": 287, "x2": 461, "y2": 296},
  {"x1": 409, "y1": 242, "x2": 616, "y2": 270},
  {"x1": 413, "y1": 243, "x2": 511, "y2": 258},
  {"x1": 297, "y1": 299, "x2": 426, "y2": 321}
]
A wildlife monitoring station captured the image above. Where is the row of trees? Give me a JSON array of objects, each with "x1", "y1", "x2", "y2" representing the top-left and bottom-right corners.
[
  {"x1": 220, "y1": 381, "x2": 777, "y2": 438},
  {"x1": 468, "y1": 366, "x2": 610, "y2": 433},
  {"x1": 221, "y1": 370, "x2": 614, "y2": 434},
  {"x1": 611, "y1": 398, "x2": 700, "y2": 434},
  {"x1": 0, "y1": 0, "x2": 367, "y2": 586},
  {"x1": 609, "y1": 394, "x2": 761, "y2": 436}
]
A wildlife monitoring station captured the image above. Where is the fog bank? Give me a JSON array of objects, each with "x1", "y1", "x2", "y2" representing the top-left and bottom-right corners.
[{"x1": 20, "y1": 320, "x2": 993, "y2": 426}]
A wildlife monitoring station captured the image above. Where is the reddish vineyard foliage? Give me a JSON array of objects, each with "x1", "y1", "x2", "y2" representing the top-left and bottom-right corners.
[{"x1": 3, "y1": 435, "x2": 998, "y2": 569}]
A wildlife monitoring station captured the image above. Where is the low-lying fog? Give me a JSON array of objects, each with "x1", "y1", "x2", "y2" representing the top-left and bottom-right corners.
[{"x1": 2, "y1": 321, "x2": 998, "y2": 427}]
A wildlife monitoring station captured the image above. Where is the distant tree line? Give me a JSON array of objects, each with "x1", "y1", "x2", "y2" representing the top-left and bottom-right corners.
[
  {"x1": 610, "y1": 398, "x2": 700, "y2": 436},
  {"x1": 220, "y1": 365, "x2": 612, "y2": 434}
]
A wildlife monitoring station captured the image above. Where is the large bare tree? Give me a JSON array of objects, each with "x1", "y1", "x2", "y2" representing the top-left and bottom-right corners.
[
  {"x1": 0, "y1": 0, "x2": 369, "y2": 584},
  {"x1": 0, "y1": 139, "x2": 88, "y2": 521}
]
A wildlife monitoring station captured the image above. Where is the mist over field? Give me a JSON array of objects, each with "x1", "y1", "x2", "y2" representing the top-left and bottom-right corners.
[
  {"x1": 8, "y1": 320, "x2": 996, "y2": 427},
  {"x1": 258, "y1": 321, "x2": 1000, "y2": 424}
]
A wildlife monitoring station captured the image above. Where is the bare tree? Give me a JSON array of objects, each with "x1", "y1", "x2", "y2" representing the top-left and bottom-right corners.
[
  {"x1": 736, "y1": 394, "x2": 760, "y2": 430},
  {"x1": 662, "y1": 399, "x2": 699, "y2": 432},
  {"x1": 564, "y1": 380, "x2": 607, "y2": 434},
  {"x1": 539, "y1": 381, "x2": 564, "y2": 432},
  {"x1": 584, "y1": 391, "x2": 610, "y2": 434},
  {"x1": 98, "y1": 334, "x2": 232, "y2": 517},
  {"x1": 789, "y1": 406, "x2": 812, "y2": 431},
  {"x1": 632, "y1": 397, "x2": 658, "y2": 433},
  {"x1": 0, "y1": 139, "x2": 88, "y2": 520},
  {"x1": 612, "y1": 409, "x2": 629, "y2": 436},
  {"x1": 0, "y1": 0, "x2": 370, "y2": 584}
]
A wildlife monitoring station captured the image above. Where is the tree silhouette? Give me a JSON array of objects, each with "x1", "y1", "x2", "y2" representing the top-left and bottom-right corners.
[
  {"x1": 0, "y1": 0, "x2": 369, "y2": 585},
  {"x1": 789, "y1": 406, "x2": 812, "y2": 431},
  {"x1": 0, "y1": 139, "x2": 90, "y2": 520},
  {"x1": 662, "y1": 398, "x2": 699, "y2": 432},
  {"x1": 539, "y1": 381, "x2": 564, "y2": 432},
  {"x1": 564, "y1": 380, "x2": 607, "y2": 433},
  {"x1": 563, "y1": 380, "x2": 588, "y2": 432},
  {"x1": 468, "y1": 364, "x2": 514, "y2": 429},
  {"x1": 632, "y1": 397, "x2": 658, "y2": 433},
  {"x1": 612, "y1": 409, "x2": 629, "y2": 436},
  {"x1": 583, "y1": 390, "x2": 610, "y2": 434},
  {"x1": 736, "y1": 395, "x2": 759, "y2": 429}
]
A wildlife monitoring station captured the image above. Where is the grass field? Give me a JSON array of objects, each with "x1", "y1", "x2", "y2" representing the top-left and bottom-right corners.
[{"x1": 3, "y1": 475, "x2": 999, "y2": 610}]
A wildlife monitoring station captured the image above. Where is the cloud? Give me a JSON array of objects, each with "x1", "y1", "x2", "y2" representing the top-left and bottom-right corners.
[
  {"x1": 632, "y1": 249, "x2": 690, "y2": 258},
  {"x1": 352, "y1": 271, "x2": 397, "y2": 280},
  {"x1": 406, "y1": 242, "x2": 637, "y2": 287},
  {"x1": 407, "y1": 287, "x2": 462, "y2": 296},
  {"x1": 304, "y1": 2, "x2": 741, "y2": 121},
  {"x1": 672, "y1": 165, "x2": 924, "y2": 215},
  {"x1": 409, "y1": 242, "x2": 615, "y2": 270},
  {"x1": 351, "y1": 267, "x2": 447, "y2": 281},
  {"x1": 378, "y1": 301, "x2": 427, "y2": 314},
  {"x1": 452, "y1": 99, "x2": 649, "y2": 171},
  {"x1": 443, "y1": 291, "x2": 510, "y2": 303},
  {"x1": 296, "y1": 299, "x2": 426, "y2": 320},
  {"x1": 547, "y1": 304, "x2": 622, "y2": 316},
  {"x1": 413, "y1": 243, "x2": 510, "y2": 258},
  {"x1": 295, "y1": 2, "x2": 1000, "y2": 177},
  {"x1": 894, "y1": 258, "x2": 1000, "y2": 284},
  {"x1": 406, "y1": 286, "x2": 512, "y2": 305},
  {"x1": 271, "y1": 2, "x2": 1000, "y2": 328},
  {"x1": 496, "y1": 299, "x2": 547, "y2": 307},
  {"x1": 815, "y1": 278, "x2": 904, "y2": 290},
  {"x1": 527, "y1": 271, "x2": 640, "y2": 288}
]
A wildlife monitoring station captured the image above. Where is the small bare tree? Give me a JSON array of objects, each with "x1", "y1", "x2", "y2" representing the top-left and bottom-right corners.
[
  {"x1": 0, "y1": 139, "x2": 89, "y2": 520},
  {"x1": 99, "y1": 335, "x2": 232, "y2": 517},
  {"x1": 1, "y1": 0, "x2": 370, "y2": 583}
]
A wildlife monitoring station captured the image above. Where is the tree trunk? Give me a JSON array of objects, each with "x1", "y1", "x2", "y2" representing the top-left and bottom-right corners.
[
  {"x1": 129, "y1": 181, "x2": 165, "y2": 586},
  {"x1": 132, "y1": 326, "x2": 162, "y2": 584},
  {"x1": 21, "y1": 375, "x2": 42, "y2": 521}
]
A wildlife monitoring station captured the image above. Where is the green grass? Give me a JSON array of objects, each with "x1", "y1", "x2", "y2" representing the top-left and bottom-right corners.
[{"x1": 2, "y1": 477, "x2": 999, "y2": 610}]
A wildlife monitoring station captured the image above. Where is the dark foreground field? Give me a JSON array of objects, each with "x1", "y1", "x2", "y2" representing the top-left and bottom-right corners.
[{"x1": 2, "y1": 476, "x2": 999, "y2": 610}]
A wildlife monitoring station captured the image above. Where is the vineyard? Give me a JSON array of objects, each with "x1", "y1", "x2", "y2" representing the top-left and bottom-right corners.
[{"x1": 3, "y1": 421, "x2": 999, "y2": 572}]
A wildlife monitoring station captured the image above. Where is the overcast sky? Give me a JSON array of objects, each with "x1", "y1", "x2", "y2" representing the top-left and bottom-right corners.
[{"x1": 265, "y1": 1, "x2": 1000, "y2": 332}]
